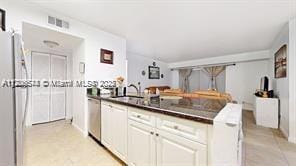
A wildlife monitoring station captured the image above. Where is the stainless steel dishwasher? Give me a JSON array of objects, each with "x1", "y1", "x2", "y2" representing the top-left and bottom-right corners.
[{"x1": 88, "y1": 98, "x2": 101, "y2": 142}]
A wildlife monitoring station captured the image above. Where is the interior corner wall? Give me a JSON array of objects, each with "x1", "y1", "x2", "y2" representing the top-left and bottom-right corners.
[
  {"x1": 288, "y1": 18, "x2": 296, "y2": 143},
  {"x1": 127, "y1": 54, "x2": 171, "y2": 92},
  {"x1": 72, "y1": 41, "x2": 86, "y2": 134},
  {"x1": 270, "y1": 23, "x2": 289, "y2": 138},
  {"x1": 225, "y1": 60, "x2": 269, "y2": 110}
]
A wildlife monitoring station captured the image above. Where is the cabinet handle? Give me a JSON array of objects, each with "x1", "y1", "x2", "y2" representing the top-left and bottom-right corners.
[
  {"x1": 173, "y1": 125, "x2": 179, "y2": 130},
  {"x1": 150, "y1": 131, "x2": 154, "y2": 135},
  {"x1": 156, "y1": 133, "x2": 159, "y2": 136},
  {"x1": 137, "y1": 115, "x2": 141, "y2": 118}
]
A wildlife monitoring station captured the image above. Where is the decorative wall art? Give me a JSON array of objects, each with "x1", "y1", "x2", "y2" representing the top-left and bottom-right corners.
[
  {"x1": 100, "y1": 49, "x2": 113, "y2": 64},
  {"x1": 275, "y1": 45, "x2": 287, "y2": 78},
  {"x1": 148, "y1": 66, "x2": 160, "y2": 79}
]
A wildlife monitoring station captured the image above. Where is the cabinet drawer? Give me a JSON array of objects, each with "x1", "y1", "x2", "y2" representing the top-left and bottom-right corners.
[
  {"x1": 101, "y1": 101, "x2": 127, "y2": 111},
  {"x1": 101, "y1": 101, "x2": 112, "y2": 106},
  {"x1": 112, "y1": 103, "x2": 128, "y2": 111},
  {"x1": 128, "y1": 107, "x2": 156, "y2": 127},
  {"x1": 156, "y1": 116, "x2": 207, "y2": 144}
]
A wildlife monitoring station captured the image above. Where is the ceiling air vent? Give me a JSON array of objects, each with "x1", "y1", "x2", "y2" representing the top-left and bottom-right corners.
[{"x1": 48, "y1": 16, "x2": 69, "y2": 29}]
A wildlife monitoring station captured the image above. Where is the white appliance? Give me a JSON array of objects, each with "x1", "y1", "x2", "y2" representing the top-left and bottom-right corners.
[
  {"x1": 0, "y1": 31, "x2": 29, "y2": 166},
  {"x1": 212, "y1": 103, "x2": 243, "y2": 166}
]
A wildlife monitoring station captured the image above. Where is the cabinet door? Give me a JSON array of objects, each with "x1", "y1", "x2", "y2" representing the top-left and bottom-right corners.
[
  {"x1": 128, "y1": 120, "x2": 156, "y2": 166},
  {"x1": 156, "y1": 129, "x2": 207, "y2": 166},
  {"x1": 101, "y1": 103, "x2": 112, "y2": 149},
  {"x1": 111, "y1": 105, "x2": 128, "y2": 162},
  {"x1": 50, "y1": 55, "x2": 67, "y2": 121}
]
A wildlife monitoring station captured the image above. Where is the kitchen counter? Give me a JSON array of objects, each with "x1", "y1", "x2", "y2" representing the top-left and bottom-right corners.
[{"x1": 88, "y1": 95, "x2": 228, "y2": 124}]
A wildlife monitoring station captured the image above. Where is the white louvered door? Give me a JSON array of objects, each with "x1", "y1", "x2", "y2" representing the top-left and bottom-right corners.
[
  {"x1": 31, "y1": 52, "x2": 51, "y2": 124},
  {"x1": 50, "y1": 55, "x2": 67, "y2": 121},
  {"x1": 31, "y1": 52, "x2": 67, "y2": 124}
]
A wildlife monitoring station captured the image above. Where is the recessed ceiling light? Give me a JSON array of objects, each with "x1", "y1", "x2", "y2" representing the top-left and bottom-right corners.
[{"x1": 43, "y1": 40, "x2": 59, "y2": 48}]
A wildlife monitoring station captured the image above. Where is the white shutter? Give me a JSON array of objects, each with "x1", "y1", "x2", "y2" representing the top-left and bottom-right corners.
[
  {"x1": 31, "y1": 52, "x2": 67, "y2": 124},
  {"x1": 50, "y1": 55, "x2": 67, "y2": 121},
  {"x1": 31, "y1": 52, "x2": 50, "y2": 124}
]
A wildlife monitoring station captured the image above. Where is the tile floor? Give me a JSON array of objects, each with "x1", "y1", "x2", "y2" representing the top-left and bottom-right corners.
[
  {"x1": 243, "y1": 110, "x2": 296, "y2": 166},
  {"x1": 24, "y1": 111, "x2": 296, "y2": 166},
  {"x1": 24, "y1": 120, "x2": 124, "y2": 166}
]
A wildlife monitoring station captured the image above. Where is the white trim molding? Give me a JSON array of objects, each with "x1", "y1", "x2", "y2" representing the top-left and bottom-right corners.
[
  {"x1": 289, "y1": 18, "x2": 296, "y2": 144},
  {"x1": 168, "y1": 50, "x2": 271, "y2": 69}
]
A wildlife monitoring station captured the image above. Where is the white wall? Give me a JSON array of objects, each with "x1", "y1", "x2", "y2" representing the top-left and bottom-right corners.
[
  {"x1": 1, "y1": 0, "x2": 127, "y2": 135},
  {"x1": 171, "y1": 70, "x2": 179, "y2": 89},
  {"x1": 169, "y1": 50, "x2": 270, "y2": 69},
  {"x1": 269, "y1": 19, "x2": 296, "y2": 143},
  {"x1": 169, "y1": 50, "x2": 270, "y2": 106},
  {"x1": 288, "y1": 18, "x2": 296, "y2": 143},
  {"x1": 225, "y1": 60, "x2": 269, "y2": 110},
  {"x1": 72, "y1": 41, "x2": 86, "y2": 134},
  {"x1": 127, "y1": 53, "x2": 171, "y2": 92},
  {"x1": 270, "y1": 23, "x2": 289, "y2": 137}
]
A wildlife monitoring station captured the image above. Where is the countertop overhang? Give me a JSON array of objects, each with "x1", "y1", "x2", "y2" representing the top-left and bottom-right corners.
[{"x1": 88, "y1": 95, "x2": 228, "y2": 124}]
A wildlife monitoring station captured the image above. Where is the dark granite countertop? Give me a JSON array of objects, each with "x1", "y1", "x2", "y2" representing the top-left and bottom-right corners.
[{"x1": 88, "y1": 95, "x2": 228, "y2": 124}]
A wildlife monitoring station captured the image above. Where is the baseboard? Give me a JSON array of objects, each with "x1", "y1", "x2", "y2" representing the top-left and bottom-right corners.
[
  {"x1": 288, "y1": 136, "x2": 296, "y2": 144},
  {"x1": 242, "y1": 102, "x2": 254, "y2": 111},
  {"x1": 280, "y1": 125, "x2": 289, "y2": 139},
  {"x1": 72, "y1": 122, "x2": 85, "y2": 135}
]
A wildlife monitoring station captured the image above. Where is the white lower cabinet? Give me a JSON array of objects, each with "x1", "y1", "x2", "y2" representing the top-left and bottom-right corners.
[
  {"x1": 112, "y1": 104, "x2": 128, "y2": 162},
  {"x1": 102, "y1": 103, "x2": 207, "y2": 166},
  {"x1": 128, "y1": 120, "x2": 156, "y2": 166},
  {"x1": 101, "y1": 102, "x2": 242, "y2": 166},
  {"x1": 101, "y1": 103, "x2": 113, "y2": 149},
  {"x1": 156, "y1": 129, "x2": 207, "y2": 166},
  {"x1": 127, "y1": 119, "x2": 207, "y2": 166},
  {"x1": 101, "y1": 102, "x2": 128, "y2": 163}
]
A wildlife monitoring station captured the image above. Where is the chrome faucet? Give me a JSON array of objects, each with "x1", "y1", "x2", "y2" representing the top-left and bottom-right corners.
[{"x1": 128, "y1": 82, "x2": 141, "y2": 96}]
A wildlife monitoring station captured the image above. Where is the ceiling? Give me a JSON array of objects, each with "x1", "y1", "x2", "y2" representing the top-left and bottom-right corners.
[
  {"x1": 23, "y1": 22, "x2": 83, "y2": 54},
  {"x1": 23, "y1": 0, "x2": 296, "y2": 62}
]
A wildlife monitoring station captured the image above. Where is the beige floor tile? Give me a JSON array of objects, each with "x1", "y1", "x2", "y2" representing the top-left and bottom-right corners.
[
  {"x1": 244, "y1": 133, "x2": 278, "y2": 148},
  {"x1": 275, "y1": 137, "x2": 296, "y2": 165},
  {"x1": 245, "y1": 142, "x2": 287, "y2": 166},
  {"x1": 24, "y1": 111, "x2": 296, "y2": 166},
  {"x1": 24, "y1": 120, "x2": 125, "y2": 166},
  {"x1": 242, "y1": 110, "x2": 292, "y2": 166}
]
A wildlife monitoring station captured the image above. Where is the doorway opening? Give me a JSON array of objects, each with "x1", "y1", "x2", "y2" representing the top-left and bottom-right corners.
[{"x1": 22, "y1": 22, "x2": 85, "y2": 165}]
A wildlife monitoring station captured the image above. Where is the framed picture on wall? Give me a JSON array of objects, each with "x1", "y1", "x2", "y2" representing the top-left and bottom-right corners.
[
  {"x1": 100, "y1": 48, "x2": 113, "y2": 64},
  {"x1": 275, "y1": 45, "x2": 287, "y2": 78},
  {"x1": 148, "y1": 66, "x2": 160, "y2": 79},
  {"x1": 0, "y1": 8, "x2": 6, "y2": 31}
]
